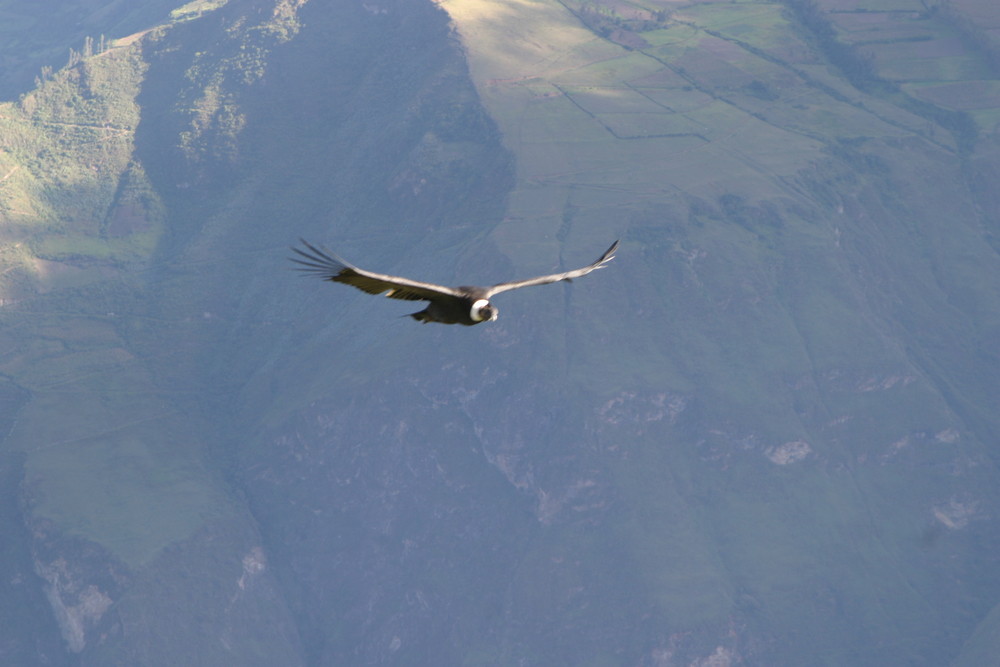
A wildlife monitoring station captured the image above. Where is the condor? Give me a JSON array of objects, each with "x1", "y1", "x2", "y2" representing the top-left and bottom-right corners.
[{"x1": 291, "y1": 239, "x2": 618, "y2": 326}]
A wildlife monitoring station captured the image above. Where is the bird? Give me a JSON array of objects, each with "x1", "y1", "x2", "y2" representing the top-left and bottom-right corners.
[{"x1": 291, "y1": 238, "x2": 619, "y2": 325}]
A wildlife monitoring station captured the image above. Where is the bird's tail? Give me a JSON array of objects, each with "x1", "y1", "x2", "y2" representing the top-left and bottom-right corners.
[{"x1": 407, "y1": 309, "x2": 432, "y2": 323}]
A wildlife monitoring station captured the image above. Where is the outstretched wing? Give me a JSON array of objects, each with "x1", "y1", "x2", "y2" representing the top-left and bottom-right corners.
[
  {"x1": 291, "y1": 239, "x2": 463, "y2": 302},
  {"x1": 483, "y1": 240, "x2": 619, "y2": 297}
]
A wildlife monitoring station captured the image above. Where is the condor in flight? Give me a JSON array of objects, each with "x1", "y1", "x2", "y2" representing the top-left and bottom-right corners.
[{"x1": 291, "y1": 239, "x2": 618, "y2": 325}]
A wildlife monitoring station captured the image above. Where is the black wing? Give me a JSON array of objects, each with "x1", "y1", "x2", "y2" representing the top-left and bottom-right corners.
[
  {"x1": 291, "y1": 240, "x2": 464, "y2": 302},
  {"x1": 483, "y1": 240, "x2": 618, "y2": 297}
]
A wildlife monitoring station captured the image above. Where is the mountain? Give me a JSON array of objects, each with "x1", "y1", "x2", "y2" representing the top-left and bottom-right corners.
[{"x1": 1, "y1": 0, "x2": 1000, "y2": 664}]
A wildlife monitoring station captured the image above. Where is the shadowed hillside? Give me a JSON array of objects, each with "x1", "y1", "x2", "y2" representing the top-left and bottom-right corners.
[{"x1": 1, "y1": 0, "x2": 1000, "y2": 664}]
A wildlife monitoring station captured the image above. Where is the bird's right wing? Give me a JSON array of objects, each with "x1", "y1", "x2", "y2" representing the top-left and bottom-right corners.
[
  {"x1": 484, "y1": 240, "x2": 619, "y2": 297},
  {"x1": 291, "y1": 240, "x2": 464, "y2": 302}
]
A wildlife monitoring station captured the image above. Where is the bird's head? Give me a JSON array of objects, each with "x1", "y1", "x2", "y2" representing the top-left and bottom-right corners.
[{"x1": 470, "y1": 299, "x2": 498, "y2": 323}]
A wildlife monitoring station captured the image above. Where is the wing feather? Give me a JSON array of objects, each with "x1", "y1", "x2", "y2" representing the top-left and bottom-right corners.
[
  {"x1": 291, "y1": 240, "x2": 463, "y2": 302},
  {"x1": 484, "y1": 240, "x2": 619, "y2": 297}
]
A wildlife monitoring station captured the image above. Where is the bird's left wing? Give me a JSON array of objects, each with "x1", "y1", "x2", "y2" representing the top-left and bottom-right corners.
[
  {"x1": 291, "y1": 239, "x2": 464, "y2": 302},
  {"x1": 483, "y1": 240, "x2": 619, "y2": 297}
]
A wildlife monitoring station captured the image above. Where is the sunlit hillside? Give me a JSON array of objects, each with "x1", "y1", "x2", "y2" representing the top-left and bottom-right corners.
[{"x1": 1, "y1": 0, "x2": 999, "y2": 664}]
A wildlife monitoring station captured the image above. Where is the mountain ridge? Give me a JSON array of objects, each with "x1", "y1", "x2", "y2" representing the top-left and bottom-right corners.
[{"x1": 1, "y1": 0, "x2": 999, "y2": 664}]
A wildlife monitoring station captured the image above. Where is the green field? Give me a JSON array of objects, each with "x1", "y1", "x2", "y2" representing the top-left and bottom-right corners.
[{"x1": 2, "y1": 0, "x2": 1000, "y2": 663}]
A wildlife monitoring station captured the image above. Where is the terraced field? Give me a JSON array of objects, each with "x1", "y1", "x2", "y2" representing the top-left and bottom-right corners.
[{"x1": 2, "y1": 0, "x2": 1000, "y2": 663}]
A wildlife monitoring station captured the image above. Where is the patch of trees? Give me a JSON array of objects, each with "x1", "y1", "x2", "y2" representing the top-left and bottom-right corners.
[
  {"x1": 67, "y1": 36, "x2": 111, "y2": 68},
  {"x1": 936, "y1": 0, "x2": 1000, "y2": 76},
  {"x1": 564, "y1": 0, "x2": 669, "y2": 45},
  {"x1": 782, "y1": 0, "x2": 977, "y2": 154},
  {"x1": 782, "y1": 0, "x2": 878, "y2": 90}
]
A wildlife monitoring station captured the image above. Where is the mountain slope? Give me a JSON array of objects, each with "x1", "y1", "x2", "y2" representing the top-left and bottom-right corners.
[
  {"x1": 1, "y1": 0, "x2": 1000, "y2": 664},
  {"x1": 0, "y1": 0, "x2": 184, "y2": 99},
  {"x1": 0, "y1": 1, "x2": 309, "y2": 662},
  {"x1": 431, "y1": 0, "x2": 1000, "y2": 663}
]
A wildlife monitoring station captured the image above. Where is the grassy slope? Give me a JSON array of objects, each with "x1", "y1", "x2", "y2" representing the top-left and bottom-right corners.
[
  {"x1": 0, "y1": 0, "x2": 508, "y2": 605},
  {"x1": 0, "y1": 3, "x2": 314, "y2": 662},
  {"x1": 441, "y1": 0, "x2": 1000, "y2": 663},
  {"x1": 0, "y1": 5, "x2": 237, "y2": 568},
  {"x1": 0, "y1": 0, "x2": 184, "y2": 98},
  {"x1": 2, "y1": 0, "x2": 999, "y2": 663}
]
